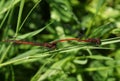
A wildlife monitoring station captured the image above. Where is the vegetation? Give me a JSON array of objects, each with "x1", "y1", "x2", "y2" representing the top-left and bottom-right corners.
[{"x1": 0, "y1": 0, "x2": 120, "y2": 81}]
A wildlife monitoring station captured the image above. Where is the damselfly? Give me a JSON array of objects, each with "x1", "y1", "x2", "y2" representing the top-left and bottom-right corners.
[{"x1": 2, "y1": 40, "x2": 57, "y2": 49}]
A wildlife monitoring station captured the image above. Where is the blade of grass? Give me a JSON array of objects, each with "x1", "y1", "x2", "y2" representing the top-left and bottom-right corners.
[
  {"x1": 85, "y1": 0, "x2": 106, "y2": 36},
  {"x1": 31, "y1": 53, "x2": 57, "y2": 81},
  {"x1": 31, "y1": 55, "x2": 72, "y2": 81},
  {"x1": 0, "y1": 9, "x2": 10, "y2": 29},
  {"x1": 0, "y1": 0, "x2": 14, "y2": 29},
  {"x1": 16, "y1": 21, "x2": 54, "y2": 39},
  {"x1": 14, "y1": 0, "x2": 25, "y2": 37},
  {"x1": 0, "y1": 52, "x2": 51, "y2": 67},
  {"x1": 101, "y1": 37, "x2": 120, "y2": 45},
  {"x1": 0, "y1": 0, "x2": 20, "y2": 15},
  {"x1": 84, "y1": 65, "x2": 120, "y2": 72},
  {"x1": 86, "y1": 55, "x2": 113, "y2": 60},
  {"x1": 17, "y1": 0, "x2": 42, "y2": 33},
  {"x1": 3, "y1": 5, "x2": 14, "y2": 39},
  {"x1": 0, "y1": 43, "x2": 13, "y2": 63},
  {"x1": 75, "y1": 55, "x2": 113, "y2": 60}
]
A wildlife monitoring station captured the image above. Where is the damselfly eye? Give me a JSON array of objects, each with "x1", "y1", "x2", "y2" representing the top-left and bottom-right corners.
[{"x1": 95, "y1": 39, "x2": 101, "y2": 45}]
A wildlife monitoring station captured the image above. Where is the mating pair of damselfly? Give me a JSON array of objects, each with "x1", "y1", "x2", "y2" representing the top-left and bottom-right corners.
[{"x1": 2, "y1": 38, "x2": 101, "y2": 49}]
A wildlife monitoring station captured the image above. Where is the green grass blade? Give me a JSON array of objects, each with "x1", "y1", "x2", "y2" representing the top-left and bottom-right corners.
[
  {"x1": 18, "y1": 0, "x2": 42, "y2": 32},
  {"x1": 15, "y1": 0, "x2": 25, "y2": 36},
  {"x1": 16, "y1": 21, "x2": 53, "y2": 39}
]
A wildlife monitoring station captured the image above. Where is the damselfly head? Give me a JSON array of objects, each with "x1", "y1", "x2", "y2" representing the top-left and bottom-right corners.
[
  {"x1": 87, "y1": 38, "x2": 101, "y2": 45},
  {"x1": 46, "y1": 42, "x2": 57, "y2": 49}
]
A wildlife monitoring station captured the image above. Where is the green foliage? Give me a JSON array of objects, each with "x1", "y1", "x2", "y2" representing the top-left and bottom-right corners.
[{"x1": 0, "y1": 0, "x2": 120, "y2": 81}]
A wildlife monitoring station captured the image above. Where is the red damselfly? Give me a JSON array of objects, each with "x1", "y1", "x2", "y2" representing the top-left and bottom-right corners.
[
  {"x1": 54, "y1": 38, "x2": 101, "y2": 45},
  {"x1": 2, "y1": 40, "x2": 57, "y2": 49}
]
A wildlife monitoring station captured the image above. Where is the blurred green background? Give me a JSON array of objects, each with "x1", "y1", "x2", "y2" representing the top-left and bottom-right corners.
[{"x1": 0, "y1": 0, "x2": 120, "y2": 81}]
